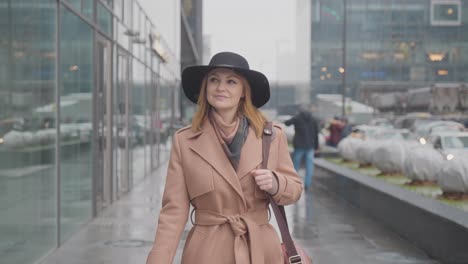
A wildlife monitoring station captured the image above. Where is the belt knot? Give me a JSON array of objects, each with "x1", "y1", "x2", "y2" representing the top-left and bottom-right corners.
[
  {"x1": 192, "y1": 209, "x2": 269, "y2": 263},
  {"x1": 226, "y1": 215, "x2": 247, "y2": 236}
]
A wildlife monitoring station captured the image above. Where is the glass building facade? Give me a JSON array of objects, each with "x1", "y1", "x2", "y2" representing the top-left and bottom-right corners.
[
  {"x1": 311, "y1": 0, "x2": 468, "y2": 101},
  {"x1": 0, "y1": 0, "x2": 180, "y2": 263}
]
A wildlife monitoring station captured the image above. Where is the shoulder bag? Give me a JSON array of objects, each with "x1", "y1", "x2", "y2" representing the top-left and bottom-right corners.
[{"x1": 263, "y1": 122, "x2": 312, "y2": 264}]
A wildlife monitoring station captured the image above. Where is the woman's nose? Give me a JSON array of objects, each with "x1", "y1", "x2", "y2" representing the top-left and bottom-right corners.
[{"x1": 215, "y1": 80, "x2": 226, "y2": 91}]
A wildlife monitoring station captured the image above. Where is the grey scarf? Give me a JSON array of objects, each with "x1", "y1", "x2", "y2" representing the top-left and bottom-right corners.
[{"x1": 211, "y1": 115, "x2": 249, "y2": 171}]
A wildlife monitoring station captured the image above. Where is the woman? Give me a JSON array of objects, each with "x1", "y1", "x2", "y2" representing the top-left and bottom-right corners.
[{"x1": 146, "y1": 52, "x2": 303, "y2": 264}]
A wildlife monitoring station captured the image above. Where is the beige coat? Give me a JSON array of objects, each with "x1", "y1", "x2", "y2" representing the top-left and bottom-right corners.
[{"x1": 147, "y1": 118, "x2": 303, "y2": 264}]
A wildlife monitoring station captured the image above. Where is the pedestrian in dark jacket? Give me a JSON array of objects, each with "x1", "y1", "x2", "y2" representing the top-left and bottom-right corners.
[{"x1": 285, "y1": 106, "x2": 319, "y2": 190}]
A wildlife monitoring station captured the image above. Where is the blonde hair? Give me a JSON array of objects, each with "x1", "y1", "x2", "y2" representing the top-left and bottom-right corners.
[{"x1": 191, "y1": 71, "x2": 267, "y2": 138}]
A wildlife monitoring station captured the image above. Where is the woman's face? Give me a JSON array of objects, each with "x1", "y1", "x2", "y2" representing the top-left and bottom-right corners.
[{"x1": 206, "y1": 68, "x2": 245, "y2": 114}]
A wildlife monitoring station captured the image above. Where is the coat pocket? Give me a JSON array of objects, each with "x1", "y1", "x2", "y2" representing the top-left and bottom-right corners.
[{"x1": 184, "y1": 160, "x2": 215, "y2": 200}]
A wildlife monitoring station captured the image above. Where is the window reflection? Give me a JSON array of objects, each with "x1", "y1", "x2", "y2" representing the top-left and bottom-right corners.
[
  {"x1": 311, "y1": 0, "x2": 468, "y2": 97},
  {"x1": 59, "y1": 6, "x2": 93, "y2": 242},
  {"x1": 0, "y1": 1, "x2": 57, "y2": 263}
]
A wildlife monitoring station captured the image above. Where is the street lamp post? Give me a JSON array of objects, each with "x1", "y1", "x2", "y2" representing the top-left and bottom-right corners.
[
  {"x1": 275, "y1": 41, "x2": 279, "y2": 109},
  {"x1": 275, "y1": 39, "x2": 290, "y2": 110},
  {"x1": 341, "y1": 0, "x2": 347, "y2": 117},
  {"x1": 275, "y1": 39, "x2": 280, "y2": 110}
]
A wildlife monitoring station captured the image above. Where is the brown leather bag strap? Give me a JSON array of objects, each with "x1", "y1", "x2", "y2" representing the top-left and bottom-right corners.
[{"x1": 262, "y1": 122, "x2": 300, "y2": 260}]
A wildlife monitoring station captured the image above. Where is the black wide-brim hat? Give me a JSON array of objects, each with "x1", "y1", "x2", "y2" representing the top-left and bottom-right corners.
[{"x1": 182, "y1": 51, "x2": 270, "y2": 108}]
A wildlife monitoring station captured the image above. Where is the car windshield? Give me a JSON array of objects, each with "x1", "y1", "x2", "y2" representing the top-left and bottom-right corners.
[
  {"x1": 442, "y1": 136, "x2": 468, "y2": 149},
  {"x1": 431, "y1": 125, "x2": 463, "y2": 133}
]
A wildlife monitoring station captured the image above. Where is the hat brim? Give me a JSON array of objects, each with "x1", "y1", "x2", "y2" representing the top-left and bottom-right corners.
[{"x1": 182, "y1": 65, "x2": 270, "y2": 108}]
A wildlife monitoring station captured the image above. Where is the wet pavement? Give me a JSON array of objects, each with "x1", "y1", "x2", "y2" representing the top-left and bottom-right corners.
[
  {"x1": 289, "y1": 177, "x2": 439, "y2": 264},
  {"x1": 41, "y1": 159, "x2": 440, "y2": 264}
]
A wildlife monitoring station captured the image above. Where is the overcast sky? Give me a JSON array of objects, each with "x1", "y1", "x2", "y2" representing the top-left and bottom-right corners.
[{"x1": 203, "y1": 0, "x2": 297, "y2": 82}]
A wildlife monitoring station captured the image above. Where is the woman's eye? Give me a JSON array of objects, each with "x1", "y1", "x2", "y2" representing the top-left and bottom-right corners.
[
  {"x1": 209, "y1": 77, "x2": 218, "y2": 82},
  {"x1": 227, "y1": 79, "x2": 237, "y2": 84}
]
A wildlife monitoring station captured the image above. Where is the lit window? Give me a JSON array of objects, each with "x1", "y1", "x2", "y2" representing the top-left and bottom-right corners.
[{"x1": 431, "y1": 0, "x2": 461, "y2": 26}]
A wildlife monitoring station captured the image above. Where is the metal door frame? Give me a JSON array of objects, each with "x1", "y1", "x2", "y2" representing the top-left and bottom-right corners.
[
  {"x1": 115, "y1": 48, "x2": 131, "y2": 197},
  {"x1": 92, "y1": 33, "x2": 113, "y2": 216},
  {"x1": 150, "y1": 72, "x2": 158, "y2": 170}
]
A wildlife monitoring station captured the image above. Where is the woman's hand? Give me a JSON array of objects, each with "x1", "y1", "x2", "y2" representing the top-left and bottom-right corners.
[{"x1": 251, "y1": 169, "x2": 279, "y2": 195}]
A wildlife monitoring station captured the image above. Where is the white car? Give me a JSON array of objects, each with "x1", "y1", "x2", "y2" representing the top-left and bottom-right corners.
[
  {"x1": 415, "y1": 120, "x2": 465, "y2": 144},
  {"x1": 428, "y1": 131, "x2": 468, "y2": 160}
]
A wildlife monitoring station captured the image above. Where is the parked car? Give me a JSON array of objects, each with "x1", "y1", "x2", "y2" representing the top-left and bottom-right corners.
[
  {"x1": 368, "y1": 118, "x2": 393, "y2": 128},
  {"x1": 373, "y1": 128, "x2": 411, "y2": 140},
  {"x1": 394, "y1": 113, "x2": 435, "y2": 132},
  {"x1": 350, "y1": 125, "x2": 384, "y2": 140},
  {"x1": 428, "y1": 131, "x2": 468, "y2": 160},
  {"x1": 415, "y1": 120, "x2": 465, "y2": 145}
]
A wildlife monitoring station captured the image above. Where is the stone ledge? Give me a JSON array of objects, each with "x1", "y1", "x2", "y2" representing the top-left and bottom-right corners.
[{"x1": 315, "y1": 158, "x2": 468, "y2": 264}]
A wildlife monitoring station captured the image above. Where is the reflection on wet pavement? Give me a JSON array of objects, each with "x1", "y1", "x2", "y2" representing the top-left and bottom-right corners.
[{"x1": 41, "y1": 162, "x2": 439, "y2": 264}]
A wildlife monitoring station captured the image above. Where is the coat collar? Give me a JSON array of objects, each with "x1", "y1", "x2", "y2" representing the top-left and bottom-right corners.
[{"x1": 188, "y1": 118, "x2": 246, "y2": 203}]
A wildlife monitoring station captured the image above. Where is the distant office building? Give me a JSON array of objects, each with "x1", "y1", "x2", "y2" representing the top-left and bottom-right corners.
[
  {"x1": 0, "y1": 1, "x2": 200, "y2": 263},
  {"x1": 263, "y1": 0, "x2": 312, "y2": 111},
  {"x1": 311, "y1": 0, "x2": 468, "y2": 100},
  {"x1": 180, "y1": 0, "x2": 203, "y2": 121}
]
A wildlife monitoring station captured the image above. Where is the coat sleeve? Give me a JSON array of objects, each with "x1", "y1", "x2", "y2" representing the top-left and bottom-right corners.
[
  {"x1": 284, "y1": 116, "x2": 296, "y2": 126},
  {"x1": 146, "y1": 133, "x2": 190, "y2": 264},
  {"x1": 271, "y1": 127, "x2": 303, "y2": 205}
]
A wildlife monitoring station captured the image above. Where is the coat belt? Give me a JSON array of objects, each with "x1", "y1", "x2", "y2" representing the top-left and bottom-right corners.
[{"x1": 193, "y1": 209, "x2": 269, "y2": 264}]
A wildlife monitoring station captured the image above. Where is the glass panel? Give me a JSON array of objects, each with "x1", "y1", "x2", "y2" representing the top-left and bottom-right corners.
[
  {"x1": 139, "y1": 12, "x2": 146, "y2": 61},
  {"x1": 98, "y1": 2, "x2": 112, "y2": 35},
  {"x1": 131, "y1": 59, "x2": 146, "y2": 184},
  {"x1": 117, "y1": 21, "x2": 129, "y2": 51},
  {"x1": 146, "y1": 21, "x2": 152, "y2": 64},
  {"x1": 151, "y1": 49, "x2": 158, "y2": 71},
  {"x1": 123, "y1": 0, "x2": 132, "y2": 27},
  {"x1": 0, "y1": 1, "x2": 57, "y2": 263},
  {"x1": 114, "y1": 0, "x2": 123, "y2": 19},
  {"x1": 464, "y1": 1, "x2": 468, "y2": 24},
  {"x1": 59, "y1": 6, "x2": 93, "y2": 242},
  {"x1": 103, "y1": 0, "x2": 113, "y2": 7},
  {"x1": 159, "y1": 79, "x2": 171, "y2": 152},
  {"x1": 132, "y1": 4, "x2": 141, "y2": 59},
  {"x1": 82, "y1": 0, "x2": 94, "y2": 19},
  {"x1": 311, "y1": 0, "x2": 344, "y2": 96},
  {"x1": 67, "y1": 0, "x2": 82, "y2": 11},
  {"x1": 133, "y1": 2, "x2": 139, "y2": 32}
]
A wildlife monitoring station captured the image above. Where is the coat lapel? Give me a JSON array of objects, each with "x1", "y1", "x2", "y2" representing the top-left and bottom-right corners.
[
  {"x1": 237, "y1": 126, "x2": 262, "y2": 180},
  {"x1": 188, "y1": 119, "x2": 245, "y2": 202}
]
